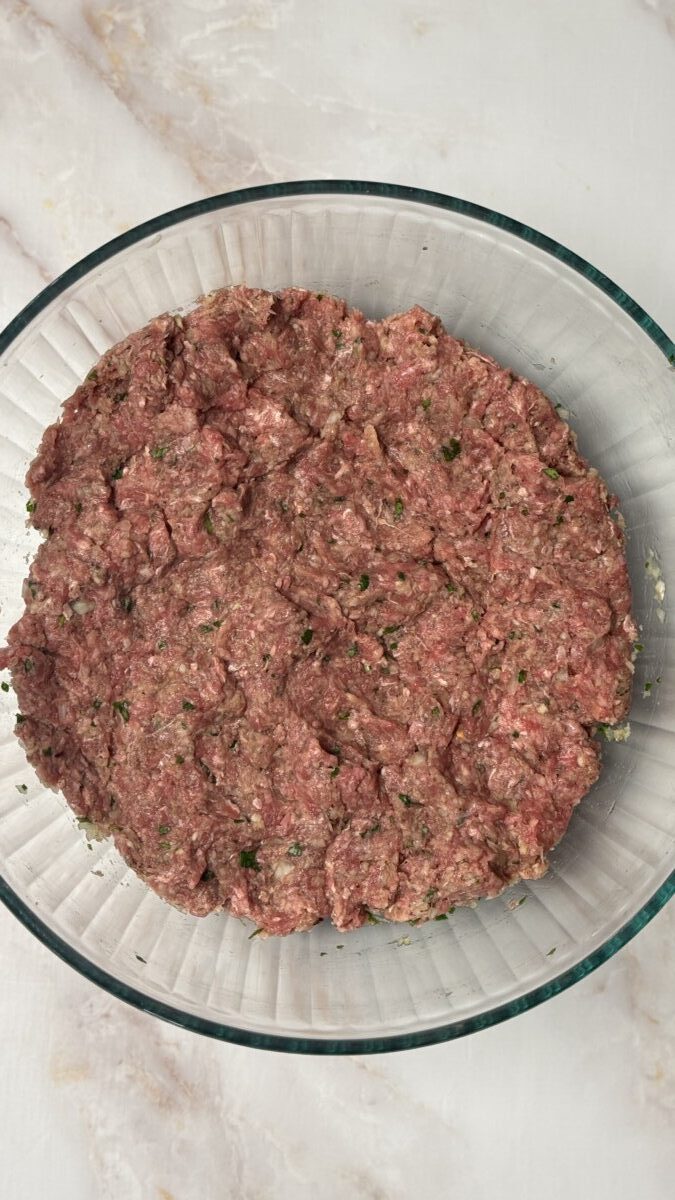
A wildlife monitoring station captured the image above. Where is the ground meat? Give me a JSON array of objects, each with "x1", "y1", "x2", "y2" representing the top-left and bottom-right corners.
[{"x1": 0, "y1": 287, "x2": 637, "y2": 934}]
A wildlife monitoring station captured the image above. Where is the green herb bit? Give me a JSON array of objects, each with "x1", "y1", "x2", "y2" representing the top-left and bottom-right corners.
[
  {"x1": 288, "y1": 842, "x2": 304, "y2": 857},
  {"x1": 434, "y1": 913, "x2": 447, "y2": 921},
  {"x1": 634, "y1": 642, "x2": 644, "y2": 653},
  {"x1": 332, "y1": 328, "x2": 344, "y2": 348},
  {"x1": 360, "y1": 822, "x2": 381, "y2": 838},
  {"x1": 546, "y1": 946, "x2": 557, "y2": 956},
  {"x1": 300, "y1": 627, "x2": 314, "y2": 645},
  {"x1": 16, "y1": 783, "x2": 27, "y2": 794},
  {"x1": 111, "y1": 464, "x2": 124, "y2": 481},
  {"x1": 182, "y1": 700, "x2": 195, "y2": 711},
  {"x1": 200, "y1": 621, "x2": 221, "y2": 633},
  {"x1": 248, "y1": 927, "x2": 264, "y2": 940},
  {"x1": 203, "y1": 511, "x2": 215, "y2": 535},
  {"x1": 175, "y1": 755, "x2": 185, "y2": 765},
  {"x1": 239, "y1": 849, "x2": 260, "y2": 871},
  {"x1": 517, "y1": 669, "x2": 527, "y2": 684},
  {"x1": 471, "y1": 610, "x2": 480, "y2": 621},
  {"x1": 151, "y1": 446, "x2": 167, "y2": 460},
  {"x1": 445, "y1": 582, "x2": 457, "y2": 594},
  {"x1": 421, "y1": 396, "x2": 432, "y2": 411},
  {"x1": 430, "y1": 705, "x2": 441, "y2": 718},
  {"x1": 393, "y1": 497, "x2": 404, "y2": 520},
  {"x1": 564, "y1": 494, "x2": 574, "y2": 503},
  {"x1": 112, "y1": 700, "x2": 130, "y2": 722},
  {"x1": 330, "y1": 764, "x2": 340, "y2": 779},
  {"x1": 120, "y1": 595, "x2": 133, "y2": 614},
  {"x1": 358, "y1": 573, "x2": 370, "y2": 591},
  {"x1": 555, "y1": 514, "x2": 564, "y2": 525},
  {"x1": 26, "y1": 499, "x2": 37, "y2": 514},
  {"x1": 398, "y1": 793, "x2": 420, "y2": 808},
  {"x1": 157, "y1": 639, "x2": 167, "y2": 650},
  {"x1": 543, "y1": 467, "x2": 560, "y2": 479},
  {"x1": 337, "y1": 710, "x2": 350, "y2": 721},
  {"x1": 158, "y1": 824, "x2": 171, "y2": 836},
  {"x1": 644, "y1": 681, "x2": 652, "y2": 693},
  {"x1": 27, "y1": 581, "x2": 38, "y2": 597},
  {"x1": 397, "y1": 571, "x2": 406, "y2": 581},
  {"x1": 92, "y1": 697, "x2": 102, "y2": 709},
  {"x1": 512, "y1": 730, "x2": 520, "y2": 739},
  {"x1": 75, "y1": 501, "x2": 83, "y2": 515},
  {"x1": 1, "y1": 681, "x2": 9, "y2": 693},
  {"x1": 158, "y1": 840, "x2": 171, "y2": 851},
  {"x1": 346, "y1": 643, "x2": 358, "y2": 658},
  {"x1": 441, "y1": 438, "x2": 461, "y2": 462},
  {"x1": 23, "y1": 657, "x2": 34, "y2": 674},
  {"x1": 42, "y1": 747, "x2": 52, "y2": 757},
  {"x1": 471, "y1": 699, "x2": 482, "y2": 716},
  {"x1": 425, "y1": 887, "x2": 438, "y2": 903},
  {"x1": 86, "y1": 368, "x2": 98, "y2": 382},
  {"x1": 15, "y1": 713, "x2": 26, "y2": 724}
]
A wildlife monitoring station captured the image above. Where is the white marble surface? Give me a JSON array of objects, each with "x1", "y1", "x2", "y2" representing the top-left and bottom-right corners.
[{"x1": 1, "y1": 1, "x2": 674, "y2": 1197}]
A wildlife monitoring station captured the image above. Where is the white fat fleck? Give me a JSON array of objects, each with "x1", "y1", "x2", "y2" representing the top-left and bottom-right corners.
[
  {"x1": 603, "y1": 722, "x2": 631, "y2": 743},
  {"x1": 655, "y1": 579, "x2": 666, "y2": 603},
  {"x1": 528, "y1": 566, "x2": 538, "y2": 579},
  {"x1": 657, "y1": 608, "x2": 666, "y2": 623},
  {"x1": 273, "y1": 861, "x2": 294, "y2": 881},
  {"x1": 536, "y1": 703, "x2": 548, "y2": 714},
  {"x1": 555, "y1": 406, "x2": 571, "y2": 421}
]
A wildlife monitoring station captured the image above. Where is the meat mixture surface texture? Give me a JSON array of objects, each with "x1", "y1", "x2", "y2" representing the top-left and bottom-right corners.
[{"x1": 0, "y1": 287, "x2": 636, "y2": 934}]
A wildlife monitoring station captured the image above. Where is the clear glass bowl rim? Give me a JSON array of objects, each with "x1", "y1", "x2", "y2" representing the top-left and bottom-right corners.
[{"x1": 0, "y1": 180, "x2": 673, "y2": 1055}]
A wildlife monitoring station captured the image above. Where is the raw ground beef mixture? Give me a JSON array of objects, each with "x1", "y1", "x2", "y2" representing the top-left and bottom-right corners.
[{"x1": 0, "y1": 286, "x2": 636, "y2": 934}]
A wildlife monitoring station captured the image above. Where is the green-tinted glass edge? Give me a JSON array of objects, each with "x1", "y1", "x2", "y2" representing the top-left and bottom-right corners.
[{"x1": 0, "y1": 180, "x2": 673, "y2": 1055}]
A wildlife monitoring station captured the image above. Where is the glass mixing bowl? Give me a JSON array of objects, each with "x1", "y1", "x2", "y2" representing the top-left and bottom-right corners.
[{"x1": 1, "y1": 183, "x2": 673, "y2": 1054}]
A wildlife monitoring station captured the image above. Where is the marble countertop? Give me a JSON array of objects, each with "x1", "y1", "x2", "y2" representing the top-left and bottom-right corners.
[{"x1": 1, "y1": 2, "x2": 673, "y2": 1197}]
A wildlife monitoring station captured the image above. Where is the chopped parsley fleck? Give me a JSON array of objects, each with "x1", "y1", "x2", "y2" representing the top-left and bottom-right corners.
[
  {"x1": 27, "y1": 581, "x2": 37, "y2": 598},
  {"x1": 434, "y1": 913, "x2": 448, "y2": 921},
  {"x1": 175, "y1": 754, "x2": 185, "y2": 765},
  {"x1": 471, "y1": 609, "x2": 480, "y2": 621},
  {"x1": 543, "y1": 467, "x2": 560, "y2": 480},
  {"x1": 634, "y1": 642, "x2": 644, "y2": 653},
  {"x1": 86, "y1": 368, "x2": 98, "y2": 382},
  {"x1": 157, "y1": 639, "x2": 167, "y2": 650},
  {"x1": 239, "y1": 849, "x2": 260, "y2": 871},
  {"x1": 42, "y1": 747, "x2": 52, "y2": 757},
  {"x1": 111, "y1": 464, "x2": 124, "y2": 481},
  {"x1": 564, "y1": 494, "x2": 574, "y2": 503},
  {"x1": 203, "y1": 511, "x2": 215, "y2": 535},
  {"x1": 120, "y1": 595, "x2": 133, "y2": 613},
  {"x1": 331, "y1": 328, "x2": 344, "y2": 348},
  {"x1": 397, "y1": 571, "x2": 406, "y2": 581},
  {"x1": 92, "y1": 698, "x2": 102, "y2": 710},
  {"x1": 150, "y1": 446, "x2": 167, "y2": 460},
  {"x1": 441, "y1": 438, "x2": 461, "y2": 462},
  {"x1": 1, "y1": 681, "x2": 8, "y2": 692},
  {"x1": 200, "y1": 620, "x2": 222, "y2": 633},
  {"x1": 398, "y1": 793, "x2": 420, "y2": 807},
  {"x1": 382, "y1": 624, "x2": 400, "y2": 636},
  {"x1": 517, "y1": 669, "x2": 527, "y2": 684},
  {"x1": 358, "y1": 573, "x2": 370, "y2": 591},
  {"x1": 288, "y1": 842, "x2": 304, "y2": 857},
  {"x1": 112, "y1": 699, "x2": 130, "y2": 722},
  {"x1": 512, "y1": 730, "x2": 520, "y2": 739},
  {"x1": 393, "y1": 497, "x2": 404, "y2": 520},
  {"x1": 516, "y1": 895, "x2": 527, "y2": 906},
  {"x1": 182, "y1": 700, "x2": 195, "y2": 711},
  {"x1": 644, "y1": 681, "x2": 652, "y2": 693},
  {"x1": 430, "y1": 705, "x2": 441, "y2": 718},
  {"x1": 329, "y1": 764, "x2": 340, "y2": 779},
  {"x1": 337, "y1": 710, "x2": 350, "y2": 721},
  {"x1": 23, "y1": 657, "x2": 34, "y2": 674},
  {"x1": 445, "y1": 582, "x2": 457, "y2": 594},
  {"x1": 346, "y1": 643, "x2": 358, "y2": 658},
  {"x1": 360, "y1": 822, "x2": 381, "y2": 838},
  {"x1": 158, "y1": 823, "x2": 171, "y2": 835},
  {"x1": 114, "y1": 391, "x2": 127, "y2": 404},
  {"x1": 421, "y1": 396, "x2": 432, "y2": 411},
  {"x1": 15, "y1": 713, "x2": 26, "y2": 724},
  {"x1": 546, "y1": 946, "x2": 557, "y2": 956},
  {"x1": 26, "y1": 499, "x2": 37, "y2": 514},
  {"x1": 75, "y1": 501, "x2": 83, "y2": 514},
  {"x1": 471, "y1": 699, "x2": 482, "y2": 716},
  {"x1": 300, "y1": 627, "x2": 314, "y2": 645},
  {"x1": 16, "y1": 783, "x2": 28, "y2": 794},
  {"x1": 555, "y1": 514, "x2": 564, "y2": 525},
  {"x1": 425, "y1": 887, "x2": 438, "y2": 903}
]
